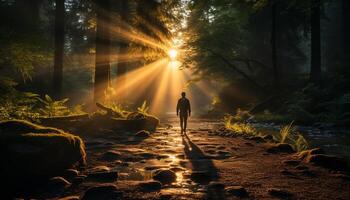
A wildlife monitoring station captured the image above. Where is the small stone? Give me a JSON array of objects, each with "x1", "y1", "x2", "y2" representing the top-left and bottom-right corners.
[
  {"x1": 72, "y1": 175, "x2": 86, "y2": 185},
  {"x1": 263, "y1": 135, "x2": 274, "y2": 141},
  {"x1": 249, "y1": 136, "x2": 265, "y2": 143},
  {"x1": 266, "y1": 143, "x2": 295, "y2": 154},
  {"x1": 153, "y1": 170, "x2": 176, "y2": 184},
  {"x1": 283, "y1": 160, "x2": 301, "y2": 166},
  {"x1": 226, "y1": 186, "x2": 248, "y2": 197},
  {"x1": 82, "y1": 184, "x2": 122, "y2": 200},
  {"x1": 90, "y1": 166, "x2": 110, "y2": 172},
  {"x1": 207, "y1": 182, "x2": 225, "y2": 191},
  {"x1": 190, "y1": 171, "x2": 212, "y2": 184},
  {"x1": 101, "y1": 150, "x2": 122, "y2": 161},
  {"x1": 295, "y1": 165, "x2": 309, "y2": 170},
  {"x1": 62, "y1": 169, "x2": 79, "y2": 180},
  {"x1": 48, "y1": 177, "x2": 71, "y2": 189},
  {"x1": 136, "y1": 130, "x2": 150, "y2": 137},
  {"x1": 268, "y1": 188, "x2": 293, "y2": 198},
  {"x1": 138, "y1": 181, "x2": 162, "y2": 192},
  {"x1": 87, "y1": 171, "x2": 118, "y2": 182}
]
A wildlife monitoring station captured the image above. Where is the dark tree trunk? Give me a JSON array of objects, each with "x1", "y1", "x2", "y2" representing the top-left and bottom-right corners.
[
  {"x1": 53, "y1": 0, "x2": 65, "y2": 98},
  {"x1": 310, "y1": 0, "x2": 322, "y2": 85},
  {"x1": 271, "y1": 2, "x2": 280, "y2": 93},
  {"x1": 343, "y1": 0, "x2": 350, "y2": 60},
  {"x1": 115, "y1": 0, "x2": 130, "y2": 100},
  {"x1": 94, "y1": 0, "x2": 112, "y2": 102}
]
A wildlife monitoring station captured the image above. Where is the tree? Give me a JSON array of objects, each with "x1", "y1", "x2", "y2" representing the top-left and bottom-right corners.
[
  {"x1": 94, "y1": 0, "x2": 112, "y2": 102},
  {"x1": 310, "y1": 0, "x2": 321, "y2": 85},
  {"x1": 343, "y1": 0, "x2": 350, "y2": 61},
  {"x1": 271, "y1": 1, "x2": 280, "y2": 93},
  {"x1": 53, "y1": 0, "x2": 65, "y2": 98}
]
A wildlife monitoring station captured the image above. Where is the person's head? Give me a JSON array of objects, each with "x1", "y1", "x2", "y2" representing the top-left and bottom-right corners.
[{"x1": 181, "y1": 92, "x2": 186, "y2": 98}]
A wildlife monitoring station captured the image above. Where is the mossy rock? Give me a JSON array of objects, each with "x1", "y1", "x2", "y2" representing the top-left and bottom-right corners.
[
  {"x1": 0, "y1": 120, "x2": 86, "y2": 189},
  {"x1": 0, "y1": 119, "x2": 64, "y2": 135}
]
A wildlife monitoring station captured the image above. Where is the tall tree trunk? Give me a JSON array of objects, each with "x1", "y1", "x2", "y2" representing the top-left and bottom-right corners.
[
  {"x1": 115, "y1": 0, "x2": 130, "y2": 101},
  {"x1": 271, "y1": 2, "x2": 280, "y2": 93},
  {"x1": 343, "y1": 0, "x2": 350, "y2": 61},
  {"x1": 310, "y1": 0, "x2": 322, "y2": 85},
  {"x1": 53, "y1": 0, "x2": 65, "y2": 98},
  {"x1": 94, "y1": 0, "x2": 111, "y2": 102}
]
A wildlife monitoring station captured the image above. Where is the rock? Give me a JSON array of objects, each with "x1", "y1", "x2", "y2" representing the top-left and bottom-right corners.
[
  {"x1": 136, "y1": 130, "x2": 150, "y2": 138},
  {"x1": 283, "y1": 160, "x2": 301, "y2": 166},
  {"x1": 62, "y1": 169, "x2": 79, "y2": 180},
  {"x1": 101, "y1": 150, "x2": 122, "y2": 161},
  {"x1": 82, "y1": 184, "x2": 122, "y2": 200},
  {"x1": 266, "y1": 143, "x2": 295, "y2": 154},
  {"x1": 48, "y1": 177, "x2": 71, "y2": 189},
  {"x1": 72, "y1": 175, "x2": 86, "y2": 185},
  {"x1": 87, "y1": 171, "x2": 118, "y2": 182},
  {"x1": 190, "y1": 171, "x2": 212, "y2": 184},
  {"x1": 263, "y1": 135, "x2": 274, "y2": 141},
  {"x1": 138, "y1": 181, "x2": 162, "y2": 192},
  {"x1": 90, "y1": 166, "x2": 110, "y2": 172},
  {"x1": 295, "y1": 165, "x2": 309, "y2": 170},
  {"x1": 268, "y1": 188, "x2": 293, "y2": 199},
  {"x1": 207, "y1": 182, "x2": 225, "y2": 191},
  {"x1": 249, "y1": 136, "x2": 265, "y2": 143},
  {"x1": 226, "y1": 186, "x2": 249, "y2": 197},
  {"x1": 153, "y1": 170, "x2": 176, "y2": 184},
  {"x1": 306, "y1": 154, "x2": 348, "y2": 171},
  {"x1": 1, "y1": 121, "x2": 86, "y2": 186},
  {"x1": 280, "y1": 169, "x2": 295, "y2": 177},
  {"x1": 59, "y1": 196, "x2": 80, "y2": 200},
  {"x1": 298, "y1": 148, "x2": 325, "y2": 160},
  {"x1": 299, "y1": 169, "x2": 316, "y2": 177}
]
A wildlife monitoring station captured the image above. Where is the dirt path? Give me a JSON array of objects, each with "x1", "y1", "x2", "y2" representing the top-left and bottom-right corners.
[{"x1": 58, "y1": 118, "x2": 350, "y2": 200}]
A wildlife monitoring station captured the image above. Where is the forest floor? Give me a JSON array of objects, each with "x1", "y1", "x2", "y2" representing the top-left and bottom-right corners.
[{"x1": 38, "y1": 118, "x2": 350, "y2": 200}]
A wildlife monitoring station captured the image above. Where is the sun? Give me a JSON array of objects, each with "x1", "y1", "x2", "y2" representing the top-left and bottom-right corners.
[{"x1": 168, "y1": 48, "x2": 178, "y2": 60}]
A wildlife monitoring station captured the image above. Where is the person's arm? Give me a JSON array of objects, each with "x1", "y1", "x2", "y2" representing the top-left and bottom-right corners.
[
  {"x1": 176, "y1": 100, "x2": 179, "y2": 116},
  {"x1": 188, "y1": 99, "x2": 191, "y2": 117}
]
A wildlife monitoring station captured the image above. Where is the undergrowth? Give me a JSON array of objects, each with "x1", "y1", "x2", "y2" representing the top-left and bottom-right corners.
[{"x1": 224, "y1": 115, "x2": 309, "y2": 152}]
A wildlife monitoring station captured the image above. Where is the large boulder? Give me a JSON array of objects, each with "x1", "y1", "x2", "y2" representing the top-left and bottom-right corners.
[{"x1": 0, "y1": 120, "x2": 86, "y2": 190}]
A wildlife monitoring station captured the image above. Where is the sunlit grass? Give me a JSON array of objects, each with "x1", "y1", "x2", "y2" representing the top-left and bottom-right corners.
[{"x1": 224, "y1": 115, "x2": 309, "y2": 152}]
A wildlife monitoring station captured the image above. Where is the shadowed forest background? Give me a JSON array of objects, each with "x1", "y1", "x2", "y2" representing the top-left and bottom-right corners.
[{"x1": 1, "y1": 0, "x2": 350, "y2": 199}]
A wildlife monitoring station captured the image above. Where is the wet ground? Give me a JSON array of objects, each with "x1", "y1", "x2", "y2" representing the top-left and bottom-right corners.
[{"x1": 53, "y1": 118, "x2": 350, "y2": 199}]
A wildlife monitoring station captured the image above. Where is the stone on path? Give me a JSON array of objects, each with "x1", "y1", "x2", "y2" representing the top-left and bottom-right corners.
[
  {"x1": 266, "y1": 143, "x2": 295, "y2": 154},
  {"x1": 268, "y1": 188, "x2": 293, "y2": 199},
  {"x1": 87, "y1": 171, "x2": 118, "y2": 182},
  {"x1": 48, "y1": 177, "x2": 71, "y2": 189},
  {"x1": 82, "y1": 184, "x2": 122, "y2": 200},
  {"x1": 190, "y1": 171, "x2": 212, "y2": 184},
  {"x1": 138, "y1": 181, "x2": 162, "y2": 192},
  {"x1": 136, "y1": 130, "x2": 150, "y2": 138},
  {"x1": 101, "y1": 150, "x2": 122, "y2": 161},
  {"x1": 226, "y1": 186, "x2": 249, "y2": 197},
  {"x1": 153, "y1": 170, "x2": 176, "y2": 184}
]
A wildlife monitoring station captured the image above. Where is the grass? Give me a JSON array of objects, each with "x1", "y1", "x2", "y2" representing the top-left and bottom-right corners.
[{"x1": 224, "y1": 115, "x2": 309, "y2": 152}]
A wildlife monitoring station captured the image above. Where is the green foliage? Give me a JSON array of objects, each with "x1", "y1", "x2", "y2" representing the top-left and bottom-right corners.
[
  {"x1": 110, "y1": 103, "x2": 128, "y2": 118},
  {"x1": 37, "y1": 95, "x2": 70, "y2": 117},
  {"x1": 137, "y1": 100, "x2": 150, "y2": 115}
]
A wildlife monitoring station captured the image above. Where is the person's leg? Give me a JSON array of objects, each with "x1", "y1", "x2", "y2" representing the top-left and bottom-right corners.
[
  {"x1": 180, "y1": 115, "x2": 184, "y2": 133},
  {"x1": 183, "y1": 115, "x2": 188, "y2": 133}
]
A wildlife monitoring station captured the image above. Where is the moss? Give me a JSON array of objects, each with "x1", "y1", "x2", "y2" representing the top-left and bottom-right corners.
[
  {"x1": 0, "y1": 119, "x2": 64, "y2": 135},
  {"x1": 0, "y1": 120, "x2": 86, "y2": 189}
]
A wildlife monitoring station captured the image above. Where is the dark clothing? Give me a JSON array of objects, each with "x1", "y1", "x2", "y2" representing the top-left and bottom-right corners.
[
  {"x1": 176, "y1": 97, "x2": 191, "y2": 116},
  {"x1": 177, "y1": 97, "x2": 191, "y2": 132}
]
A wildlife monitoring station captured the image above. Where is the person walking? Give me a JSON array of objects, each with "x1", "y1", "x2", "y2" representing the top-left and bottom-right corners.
[{"x1": 176, "y1": 92, "x2": 191, "y2": 134}]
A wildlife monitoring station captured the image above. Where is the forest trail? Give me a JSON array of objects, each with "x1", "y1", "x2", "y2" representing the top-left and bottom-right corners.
[{"x1": 55, "y1": 118, "x2": 350, "y2": 200}]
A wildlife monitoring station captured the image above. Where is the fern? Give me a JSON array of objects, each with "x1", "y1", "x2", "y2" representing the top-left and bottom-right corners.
[{"x1": 137, "y1": 100, "x2": 149, "y2": 114}]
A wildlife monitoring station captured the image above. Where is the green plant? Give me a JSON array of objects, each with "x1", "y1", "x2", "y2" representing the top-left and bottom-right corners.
[
  {"x1": 233, "y1": 108, "x2": 252, "y2": 122},
  {"x1": 292, "y1": 134, "x2": 309, "y2": 152},
  {"x1": 110, "y1": 103, "x2": 128, "y2": 118},
  {"x1": 277, "y1": 121, "x2": 296, "y2": 143},
  {"x1": 37, "y1": 95, "x2": 70, "y2": 117},
  {"x1": 137, "y1": 100, "x2": 149, "y2": 114}
]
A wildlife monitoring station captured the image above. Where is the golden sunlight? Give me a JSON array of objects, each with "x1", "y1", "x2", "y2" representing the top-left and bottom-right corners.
[{"x1": 168, "y1": 48, "x2": 178, "y2": 60}]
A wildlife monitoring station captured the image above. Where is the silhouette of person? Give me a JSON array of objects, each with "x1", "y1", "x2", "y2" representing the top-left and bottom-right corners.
[{"x1": 176, "y1": 92, "x2": 191, "y2": 134}]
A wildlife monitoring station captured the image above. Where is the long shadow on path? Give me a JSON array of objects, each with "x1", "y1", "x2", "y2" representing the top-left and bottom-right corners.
[{"x1": 181, "y1": 133, "x2": 219, "y2": 183}]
